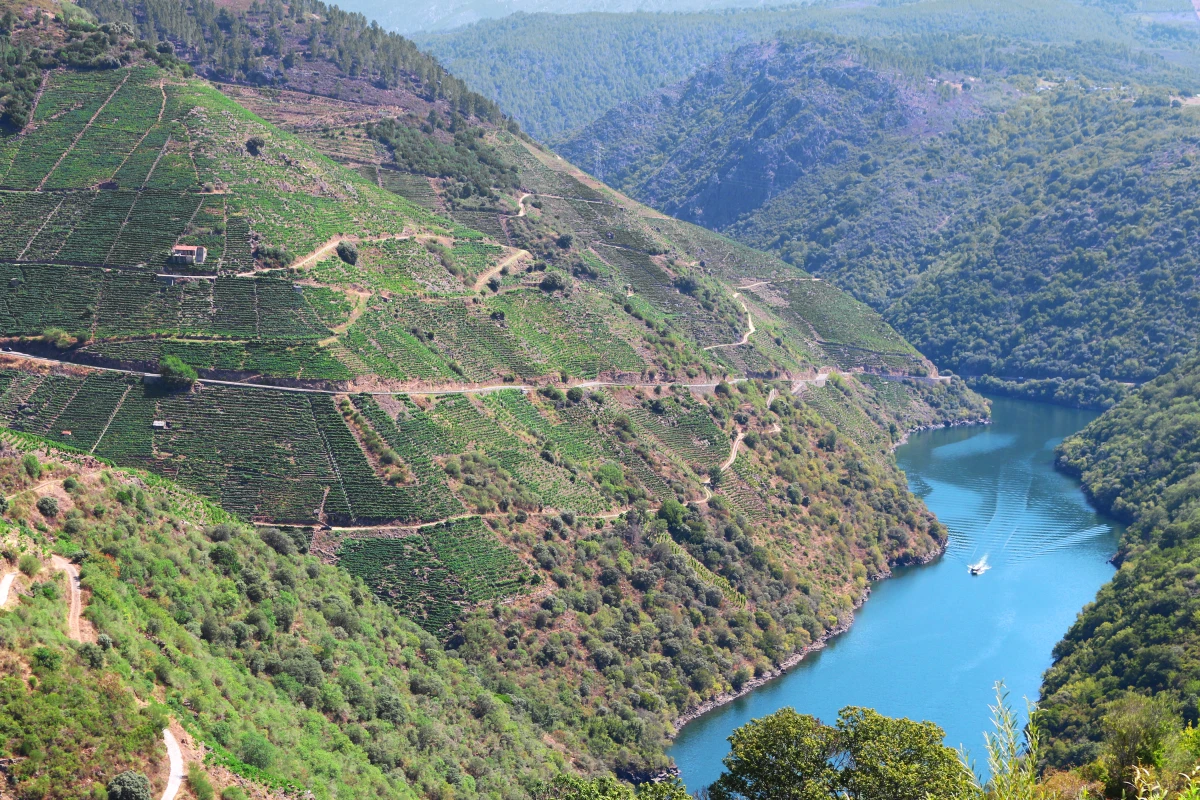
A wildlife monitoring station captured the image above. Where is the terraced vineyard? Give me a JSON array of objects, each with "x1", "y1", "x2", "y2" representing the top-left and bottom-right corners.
[{"x1": 338, "y1": 518, "x2": 529, "y2": 632}]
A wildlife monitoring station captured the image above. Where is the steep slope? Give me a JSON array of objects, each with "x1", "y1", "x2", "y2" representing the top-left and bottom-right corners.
[
  {"x1": 0, "y1": 0, "x2": 990, "y2": 792},
  {"x1": 1039, "y1": 352, "x2": 1200, "y2": 792},
  {"x1": 559, "y1": 33, "x2": 1200, "y2": 407},
  {"x1": 418, "y1": 0, "x2": 1166, "y2": 140},
  {"x1": 0, "y1": 441, "x2": 563, "y2": 799}
]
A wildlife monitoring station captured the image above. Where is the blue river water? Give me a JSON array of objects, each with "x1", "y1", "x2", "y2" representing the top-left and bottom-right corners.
[{"x1": 668, "y1": 397, "x2": 1122, "y2": 791}]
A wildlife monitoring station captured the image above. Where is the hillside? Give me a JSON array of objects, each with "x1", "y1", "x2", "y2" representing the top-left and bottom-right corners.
[
  {"x1": 418, "y1": 0, "x2": 1174, "y2": 141},
  {"x1": 343, "y1": 0, "x2": 798, "y2": 37},
  {"x1": 0, "y1": 0, "x2": 991, "y2": 795},
  {"x1": 558, "y1": 32, "x2": 1200, "y2": 407},
  {"x1": 1039, "y1": 352, "x2": 1200, "y2": 793}
]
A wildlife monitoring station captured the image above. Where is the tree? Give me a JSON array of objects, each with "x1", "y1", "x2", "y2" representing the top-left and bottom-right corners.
[
  {"x1": 1102, "y1": 695, "x2": 1179, "y2": 793},
  {"x1": 36, "y1": 496, "x2": 58, "y2": 518},
  {"x1": 836, "y1": 707, "x2": 976, "y2": 800},
  {"x1": 107, "y1": 771, "x2": 152, "y2": 800},
  {"x1": 710, "y1": 708, "x2": 839, "y2": 800},
  {"x1": 336, "y1": 240, "x2": 358, "y2": 265},
  {"x1": 159, "y1": 355, "x2": 198, "y2": 388},
  {"x1": 709, "y1": 706, "x2": 975, "y2": 800},
  {"x1": 534, "y1": 775, "x2": 689, "y2": 800}
]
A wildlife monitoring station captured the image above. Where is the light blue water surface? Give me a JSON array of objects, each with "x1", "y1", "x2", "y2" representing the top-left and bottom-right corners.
[{"x1": 668, "y1": 397, "x2": 1122, "y2": 792}]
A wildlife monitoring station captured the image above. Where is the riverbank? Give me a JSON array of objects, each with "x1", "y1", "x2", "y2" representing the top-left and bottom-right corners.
[
  {"x1": 891, "y1": 416, "x2": 991, "y2": 452},
  {"x1": 669, "y1": 416, "x2": 983, "y2": 735},
  {"x1": 666, "y1": 397, "x2": 1122, "y2": 792},
  {"x1": 670, "y1": 530, "x2": 951, "y2": 732},
  {"x1": 669, "y1": 537, "x2": 952, "y2": 734},
  {"x1": 671, "y1": 615, "x2": 853, "y2": 732}
]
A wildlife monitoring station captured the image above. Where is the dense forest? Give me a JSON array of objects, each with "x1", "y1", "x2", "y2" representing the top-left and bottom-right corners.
[
  {"x1": 78, "y1": 0, "x2": 509, "y2": 121},
  {"x1": 555, "y1": 32, "x2": 1200, "y2": 407},
  {"x1": 418, "y1": 0, "x2": 1187, "y2": 140},
  {"x1": 1040, "y1": 352, "x2": 1200, "y2": 793}
]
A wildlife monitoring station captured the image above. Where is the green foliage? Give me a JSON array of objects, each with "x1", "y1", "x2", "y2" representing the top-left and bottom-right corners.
[
  {"x1": 79, "y1": 0, "x2": 506, "y2": 122},
  {"x1": 1040, "y1": 353, "x2": 1200, "y2": 788},
  {"x1": 556, "y1": 30, "x2": 1200, "y2": 406},
  {"x1": 36, "y1": 496, "x2": 59, "y2": 518},
  {"x1": 367, "y1": 118, "x2": 518, "y2": 197},
  {"x1": 336, "y1": 240, "x2": 358, "y2": 265},
  {"x1": 533, "y1": 775, "x2": 689, "y2": 800},
  {"x1": 419, "y1": 0, "x2": 1151, "y2": 140},
  {"x1": 107, "y1": 772, "x2": 152, "y2": 800},
  {"x1": 157, "y1": 355, "x2": 197, "y2": 388},
  {"x1": 708, "y1": 706, "x2": 975, "y2": 800}
]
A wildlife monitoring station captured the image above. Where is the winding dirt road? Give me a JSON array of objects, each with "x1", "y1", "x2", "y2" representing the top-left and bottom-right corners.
[
  {"x1": 703, "y1": 293, "x2": 755, "y2": 351},
  {"x1": 0, "y1": 570, "x2": 17, "y2": 606},
  {"x1": 472, "y1": 247, "x2": 532, "y2": 292},
  {"x1": 161, "y1": 728, "x2": 185, "y2": 800},
  {"x1": 720, "y1": 431, "x2": 745, "y2": 473},
  {"x1": 50, "y1": 555, "x2": 82, "y2": 642}
]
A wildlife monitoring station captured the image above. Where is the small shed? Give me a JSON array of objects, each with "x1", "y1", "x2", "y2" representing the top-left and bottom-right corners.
[{"x1": 152, "y1": 420, "x2": 169, "y2": 429}]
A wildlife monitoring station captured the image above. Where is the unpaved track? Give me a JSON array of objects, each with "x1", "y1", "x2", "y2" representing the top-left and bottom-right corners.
[
  {"x1": 473, "y1": 247, "x2": 531, "y2": 292},
  {"x1": 720, "y1": 431, "x2": 745, "y2": 473},
  {"x1": 703, "y1": 294, "x2": 755, "y2": 351},
  {"x1": 161, "y1": 728, "x2": 185, "y2": 800},
  {"x1": 0, "y1": 570, "x2": 17, "y2": 606},
  {"x1": 1, "y1": 350, "x2": 749, "y2": 397},
  {"x1": 50, "y1": 555, "x2": 82, "y2": 641}
]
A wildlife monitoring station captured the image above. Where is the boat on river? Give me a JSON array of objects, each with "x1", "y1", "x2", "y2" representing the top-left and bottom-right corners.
[{"x1": 968, "y1": 555, "x2": 990, "y2": 575}]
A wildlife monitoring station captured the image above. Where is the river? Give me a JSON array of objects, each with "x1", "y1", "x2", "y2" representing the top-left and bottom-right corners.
[{"x1": 668, "y1": 397, "x2": 1123, "y2": 791}]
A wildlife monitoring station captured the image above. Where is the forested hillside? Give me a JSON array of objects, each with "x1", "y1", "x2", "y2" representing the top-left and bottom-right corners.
[
  {"x1": 558, "y1": 32, "x2": 1200, "y2": 407},
  {"x1": 0, "y1": 0, "x2": 990, "y2": 795},
  {"x1": 419, "y1": 0, "x2": 1180, "y2": 140},
  {"x1": 1039, "y1": 352, "x2": 1200, "y2": 793}
]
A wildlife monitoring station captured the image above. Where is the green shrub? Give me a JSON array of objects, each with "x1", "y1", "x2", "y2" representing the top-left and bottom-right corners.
[
  {"x1": 36, "y1": 496, "x2": 58, "y2": 518},
  {"x1": 239, "y1": 731, "x2": 275, "y2": 770},
  {"x1": 21, "y1": 454, "x2": 40, "y2": 479},
  {"x1": 107, "y1": 771, "x2": 152, "y2": 800},
  {"x1": 159, "y1": 355, "x2": 197, "y2": 388},
  {"x1": 18, "y1": 553, "x2": 40, "y2": 577},
  {"x1": 336, "y1": 240, "x2": 358, "y2": 265},
  {"x1": 187, "y1": 763, "x2": 214, "y2": 800}
]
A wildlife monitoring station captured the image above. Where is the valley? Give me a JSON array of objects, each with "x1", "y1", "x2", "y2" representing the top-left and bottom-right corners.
[{"x1": 0, "y1": 0, "x2": 1196, "y2": 797}]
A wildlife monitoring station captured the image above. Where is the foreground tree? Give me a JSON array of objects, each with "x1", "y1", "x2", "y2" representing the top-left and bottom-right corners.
[{"x1": 709, "y1": 706, "x2": 975, "y2": 800}]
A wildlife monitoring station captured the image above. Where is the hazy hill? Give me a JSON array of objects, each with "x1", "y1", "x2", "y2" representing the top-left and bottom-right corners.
[
  {"x1": 558, "y1": 32, "x2": 1200, "y2": 406},
  {"x1": 340, "y1": 0, "x2": 802, "y2": 36},
  {"x1": 416, "y1": 0, "x2": 1175, "y2": 140}
]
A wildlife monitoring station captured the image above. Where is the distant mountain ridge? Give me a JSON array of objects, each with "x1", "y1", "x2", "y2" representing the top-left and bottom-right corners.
[
  {"x1": 415, "y1": 0, "x2": 1169, "y2": 140},
  {"x1": 559, "y1": 32, "x2": 1200, "y2": 407}
]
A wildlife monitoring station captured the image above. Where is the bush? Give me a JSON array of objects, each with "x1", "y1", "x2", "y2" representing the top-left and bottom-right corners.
[
  {"x1": 221, "y1": 789, "x2": 247, "y2": 800},
  {"x1": 539, "y1": 271, "x2": 567, "y2": 292},
  {"x1": 239, "y1": 731, "x2": 275, "y2": 770},
  {"x1": 260, "y1": 527, "x2": 296, "y2": 556},
  {"x1": 187, "y1": 763, "x2": 214, "y2": 800},
  {"x1": 159, "y1": 355, "x2": 198, "y2": 388},
  {"x1": 21, "y1": 453, "x2": 40, "y2": 480},
  {"x1": 36, "y1": 496, "x2": 58, "y2": 518},
  {"x1": 107, "y1": 772, "x2": 152, "y2": 800},
  {"x1": 206, "y1": 523, "x2": 235, "y2": 542},
  {"x1": 41, "y1": 327, "x2": 78, "y2": 349},
  {"x1": 18, "y1": 553, "x2": 40, "y2": 577},
  {"x1": 245, "y1": 135, "x2": 266, "y2": 156},
  {"x1": 336, "y1": 240, "x2": 358, "y2": 265}
]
